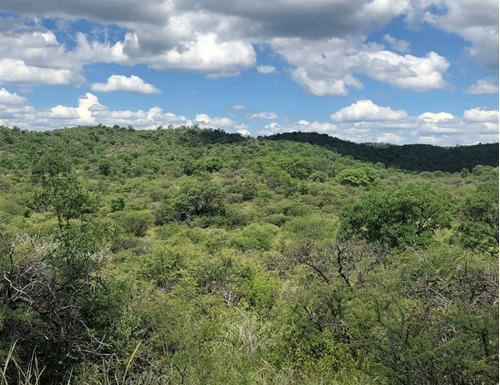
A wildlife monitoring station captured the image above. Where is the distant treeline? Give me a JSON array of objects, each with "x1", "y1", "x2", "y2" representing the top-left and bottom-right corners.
[{"x1": 263, "y1": 132, "x2": 499, "y2": 173}]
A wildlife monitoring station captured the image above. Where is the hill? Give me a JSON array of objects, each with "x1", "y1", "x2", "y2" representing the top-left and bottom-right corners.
[
  {"x1": 263, "y1": 131, "x2": 499, "y2": 172},
  {"x1": 0, "y1": 125, "x2": 497, "y2": 385}
]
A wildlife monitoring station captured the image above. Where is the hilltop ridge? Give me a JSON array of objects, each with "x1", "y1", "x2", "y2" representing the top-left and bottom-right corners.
[{"x1": 263, "y1": 131, "x2": 499, "y2": 173}]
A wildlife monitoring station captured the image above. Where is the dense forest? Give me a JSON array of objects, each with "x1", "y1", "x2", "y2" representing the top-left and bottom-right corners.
[
  {"x1": 0, "y1": 125, "x2": 498, "y2": 384},
  {"x1": 265, "y1": 132, "x2": 499, "y2": 173}
]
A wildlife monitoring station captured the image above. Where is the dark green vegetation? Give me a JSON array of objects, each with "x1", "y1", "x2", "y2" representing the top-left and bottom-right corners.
[
  {"x1": 0, "y1": 125, "x2": 498, "y2": 384},
  {"x1": 265, "y1": 132, "x2": 499, "y2": 173}
]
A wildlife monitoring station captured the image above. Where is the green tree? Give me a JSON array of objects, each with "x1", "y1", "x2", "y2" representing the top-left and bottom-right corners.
[
  {"x1": 30, "y1": 152, "x2": 100, "y2": 233},
  {"x1": 120, "y1": 210, "x2": 155, "y2": 237},
  {"x1": 171, "y1": 179, "x2": 226, "y2": 221},
  {"x1": 0, "y1": 152, "x2": 113, "y2": 382},
  {"x1": 340, "y1": 182, "x2": 453, "y2": 249},
  {"x1": 230, "y1": 223, "x2": 279, "y2": 251},
  {"x1": 336, "y1": 167, "x2": 379, "y2": 188},
  {"x1": 457, "y1": 178, "x2": 499, "y2": 255}
]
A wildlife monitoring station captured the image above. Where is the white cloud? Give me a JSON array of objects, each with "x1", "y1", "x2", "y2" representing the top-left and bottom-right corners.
[
  {"x1": 0, "y1": 92, "x2": 194, "y2": 130},
  {"x1": 259, "y1": 102, "x2": 498, "y2": 145},
  {"x1": 195, "y1": 113, "x2": 236, "y2": 127},
  {"x1": 376, "y1": 132, "x2": 406, "y2": 144},
  {"x1": 250, "y1": 112, "x2": 279, "y2": 120},
  {"x1": 0, "y1": 88, "x2": 28, "y2": 105},
  {"x1": 237, "y1": 129, "x2": 251, "y2": 136},
  {"x1": 257, "y1": 65, "x2": 276, "y2": 74},
  {"x1": 465, "y1": 78, "x2": 499, "y2": 94},
  {"x1": 463, "y1": 107, "x2": 499, "y2": 122},
  {"x1": 358, "y1": 51, "x2": 450, "y2": 91},
  {"x1": 259, "y1": 119, "x2": 338, "y2": 135},
  {"x1": 0, "y1": 59, "x2": 84, "y2": 86},
  {"x1": 42, "y1": 105, "x2": 79, "y2": 119},
  {"x1": 150, "y1": 33, "x2": 256, "y2": 77},
  {"x1": 262, "y1": 122, "x2": 282, "y2": 134},
  {"x1": 330, "y1": 100, "x2": 408, "y2": 122},
  {"x1": 417, "y1": 112, "x2": 462, "y2": 134},
  {"x1": 272, "y1": 38, "x2": 449, "y2": 96},
  {"x1": 383, "y1": 34, "x2": 410, "y2": 52},
  {"x1": 91, "y1": 75, "x2": 161, "y2": 93},
  {"x1": 0, "y1": 0, "x2": 495, "y2": 92},
  {"x1": 410, "y1": 0, "x2": 499, "y2": 69},
  {"x1": 0, "y1": 20, "x2": 86, "y2": 86},
  {"x1": 195, "y1": 113, "x2": 211, "y2": 124},
  {"x1": 73, "y1": 32, "x2": 130, "y2": 64},
  {"x1": 290, "y1": 67, "x2": 353, "y2": 96},
  {"x1": 231, "y1": 104, "x2": 246, "y2": 110},
  {"x1": 0, "y1": 90, "x2": 496, "y2": 145}
]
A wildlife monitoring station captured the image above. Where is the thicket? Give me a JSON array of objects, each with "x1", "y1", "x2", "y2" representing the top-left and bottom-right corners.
[{"x1": 0, "y1": 125, "x2": 497, "y2": 384}]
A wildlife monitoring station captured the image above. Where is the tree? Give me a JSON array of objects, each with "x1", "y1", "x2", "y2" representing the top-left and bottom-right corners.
[
  {"x1": 120, "y1": 210, "x2": 155, "y2": 237},
  {"x1": 0, "y1": 152, "x2": 113, "y2": 382},
  {"x1": 171, "y1": 179, "x2": 226, "y2": 221},
  {"x1": 457, "y1": 178, "x2": 499, "y2": 255},
  {"x1": 30, "y1": 152, "x2": 100, "y2": 233},
  {"x1": 336, "y1": 167, "x2": 378, "y2": 188},
  {"x1": 339, "y1": 182, "x2": 453, "y2": 249}
]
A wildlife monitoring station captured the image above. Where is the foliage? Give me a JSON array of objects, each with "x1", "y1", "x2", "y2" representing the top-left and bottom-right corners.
[
  {"x1": 336, "y1": 166, "x2": 378, "y2": 187},
  {"x1": 0, "y1": 125, "x2": 496, "y2": 384},
  {"x1": 170, "y1": 178, "x2": 226, "y2": 222},
  {"x1": 339, "y1": 182, "x2": 453, "y2": 249},
  {"x1": 119, "y1": 210, "x2": 155, "y2": 237},
  {"x1": 457, "y1": 178, "x2": 499, "y2": 255},
  {"x1": 266, "y1": 131, "x2": 499, "y2": 172},
  {"x1": 230, "y1": 223, "x2": 279, "y2": 251}
]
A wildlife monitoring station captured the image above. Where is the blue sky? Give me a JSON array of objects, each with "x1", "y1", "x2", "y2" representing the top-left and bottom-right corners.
[{"x1": 0, "y1": 0, "x2": 497, "y2": 145}]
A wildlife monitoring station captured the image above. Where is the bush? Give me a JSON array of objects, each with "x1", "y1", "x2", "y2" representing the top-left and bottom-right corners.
[
  {"x1": 336, "y1": 167, "x2": 378, "y2": 187},
  {"x1": 171, "y1": 179, "x2": 226, "y2": 221},
  {"x1": 120, "y1": 210, "x2": 155, "y2": 237},
  {"x1": 340, "y1": 182, "x2": 453, "y2": 249},
  {"x1": 230, "y1": 223, "x2": 279, "y2": 251}
]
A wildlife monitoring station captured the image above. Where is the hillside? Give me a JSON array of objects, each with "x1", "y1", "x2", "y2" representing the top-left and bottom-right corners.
[
  {"x1": 0, "y1": 125, "x2": 498, "y2": 385},
  {"x1": 264, "y1": 131, "x2": 499, "y2": 172}
]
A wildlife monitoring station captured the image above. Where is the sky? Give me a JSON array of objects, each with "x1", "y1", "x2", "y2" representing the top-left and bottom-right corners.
[{"x1": 0, "y1": 0, "x2": 498, "y2": 146}]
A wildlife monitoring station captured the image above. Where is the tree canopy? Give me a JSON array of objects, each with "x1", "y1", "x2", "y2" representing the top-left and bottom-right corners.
[{"x1": 0, "y1": 125, "x2": 497, "y2": 385}]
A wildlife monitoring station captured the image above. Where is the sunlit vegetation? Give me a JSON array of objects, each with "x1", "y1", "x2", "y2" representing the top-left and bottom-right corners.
[{"x1": 0, "y1": 125, "x2": 498, "y2": 384}]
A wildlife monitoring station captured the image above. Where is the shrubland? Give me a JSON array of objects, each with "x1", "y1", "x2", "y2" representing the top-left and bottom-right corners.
[{"x1": 0, "y1": 125, "x2": 497, "y2": 384}]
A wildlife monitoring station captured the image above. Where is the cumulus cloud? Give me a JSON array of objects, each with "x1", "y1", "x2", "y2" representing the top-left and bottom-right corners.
[
  {"x1": 0, "y1": 20, "x2": 86, "y2": 86},
  {"x1": 272, "y1": 38, "x2": 449, "y2": 96},
  {"x1": 257, "y1": 65, "x2": 276, "y2": 74},
  {"x1": 0, "y1": 0, "x2": 496, "y2": 146},
  {"x1": 417, "y1": 112, "x2": 462, "y2": 134},
  {"x1": 0, "y1": 90, "x2": 240, "y2": 132},
  {"x1": 463, "y1": 107, "x2": 499, "y2": 123},
  {"x1": 376, "y1": 132, "x2": 406, "y2": 144},
  {"x1": 259, "y1": 118, "x2": 339, "y2": 136},
  {"x1": 259, "y1": 101, "x2": 498, "y2": 145},
  {"x1": 149, "y1": 33, "x2": 256, "y2": 77},
  {"x1": 330, "y1": 100, "x2": 408, "y2": 122},
  {"x1": 91, "y1": 75, "x2": 161, "y2": 93},
  {"x1": 465, "y1": 78, "x2": 499, "y2": 94},
  {"x1": 358, "y1": 51, "x2": 450, "y2": 91},
  {"x1": 0, "y1": 92, "x2": 194, "y2": 130},
  {"x1": 0, "y1": 0, "x2": 496, "y2": 93},
  {"x1": 195, "y1": 113, "x2": 236, "y2": 127},
  {"x1": 237, "y1": 129, "x2": 251, "y2": 136},
  {"x1": 0, "y1": 88, "x2": 28, "y2": 105},
  {"x1": 0, "y1": 0, "x2": 492, "y2": 93},
  {"x1": 383, "y1": 34, "x2": 410, "y2": 52},
  {"x1": 409, "y1": 0, "x2": 499, "y2": 69},
  {"x1": 0, "y1": 59, "x2": 84, "y2": 86},
  {"x1": 250, "y1": 112, "x2": 279, "y2": 120}
]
